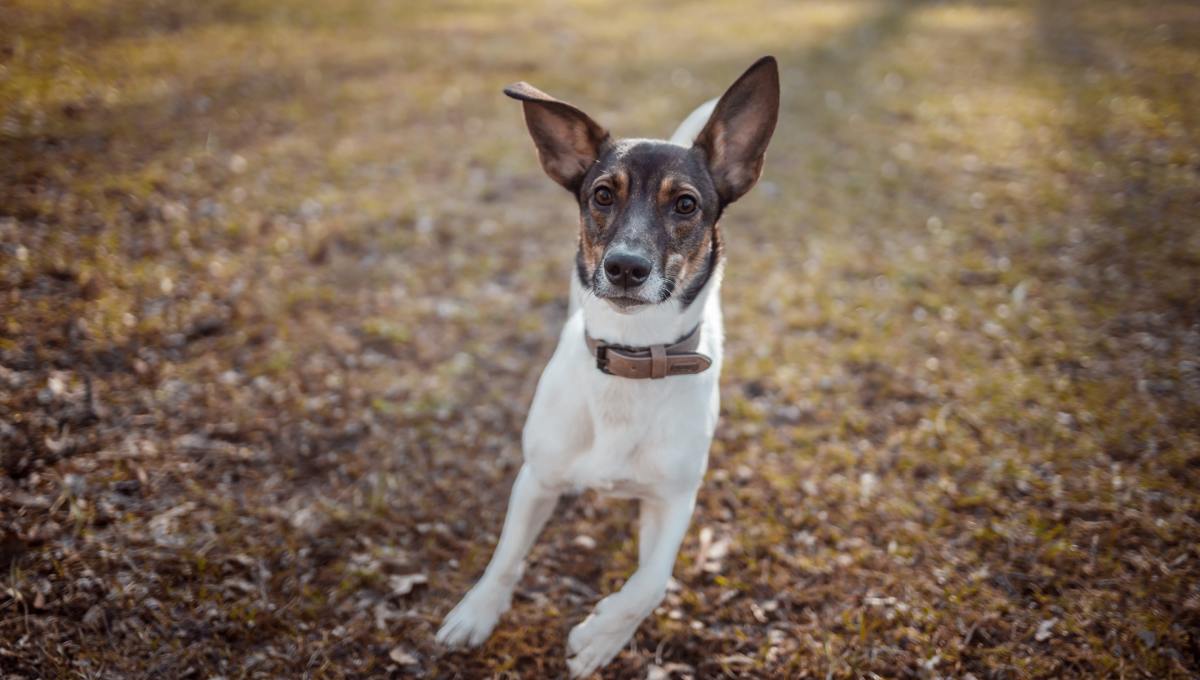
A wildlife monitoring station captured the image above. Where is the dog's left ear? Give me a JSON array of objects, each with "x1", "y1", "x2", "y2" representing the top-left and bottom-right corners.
[
  {"x1": 693, "y1": 56, "x2": 780, "y2": 205},
  {"x1": 504, "y1": 82, "x2": 609, "y2": 193}
]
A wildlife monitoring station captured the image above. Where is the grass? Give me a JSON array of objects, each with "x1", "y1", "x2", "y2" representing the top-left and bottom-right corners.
[{"x1": 2, "y1": 0, "x2": 1198, "y2": 677}]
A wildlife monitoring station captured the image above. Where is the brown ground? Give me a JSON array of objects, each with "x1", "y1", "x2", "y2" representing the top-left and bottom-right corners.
[{"x1": 2, "y1": 0, "x2": 1199, "y2": 678}]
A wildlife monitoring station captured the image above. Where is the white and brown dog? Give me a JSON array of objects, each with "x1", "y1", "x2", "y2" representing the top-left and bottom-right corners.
[{"x1": 437, "y1": 57, "x2": 779, "y2": 676}]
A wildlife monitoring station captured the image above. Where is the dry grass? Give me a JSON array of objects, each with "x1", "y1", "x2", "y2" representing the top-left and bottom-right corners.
[{"x1": 2, "y1": 0, "x2": 1198, "y2": 677}]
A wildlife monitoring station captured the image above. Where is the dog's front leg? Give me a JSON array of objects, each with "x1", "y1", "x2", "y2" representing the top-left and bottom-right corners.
[
  {"x1": 437, "y1": 464, "x2": 558, "y2": 648},
  {"x1": 566, "y1": 490, "x2": 697, "y2": 677},
  {"x1": 638, "y1": 497, "x2": 666, "y2": 569}
]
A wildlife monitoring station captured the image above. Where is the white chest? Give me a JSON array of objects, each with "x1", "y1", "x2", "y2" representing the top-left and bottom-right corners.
[{"x1": 522, "y1": 272, "x2": 725, "y2": 499}]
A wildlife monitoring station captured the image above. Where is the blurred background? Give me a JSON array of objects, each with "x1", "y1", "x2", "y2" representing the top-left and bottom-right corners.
[{"x1": 2, "y1": 0, "x2": 1198, "y2": 677}]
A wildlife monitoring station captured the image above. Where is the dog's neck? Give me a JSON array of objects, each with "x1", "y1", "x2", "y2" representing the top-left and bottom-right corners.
[{"x1": 574, "y1": 260, "x2": 723, "y2": 348}]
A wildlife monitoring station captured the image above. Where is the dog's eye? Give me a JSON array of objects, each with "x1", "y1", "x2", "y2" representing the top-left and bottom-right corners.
[
  {"x1": 675, "y1": 195, "x2": 697, "y2": 215},
  {"x1": 593, "y1": 187, "x2": 614, "y2": 207}
]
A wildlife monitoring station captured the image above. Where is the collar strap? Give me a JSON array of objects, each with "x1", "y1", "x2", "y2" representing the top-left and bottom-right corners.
[{"x1": 585, "y1": 324, "x2": 712, "y2": 379}]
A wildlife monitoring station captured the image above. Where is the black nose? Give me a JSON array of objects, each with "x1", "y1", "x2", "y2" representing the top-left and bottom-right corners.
[{"x1": 603, "y1": 252, "x2": 652, "y2": 288}]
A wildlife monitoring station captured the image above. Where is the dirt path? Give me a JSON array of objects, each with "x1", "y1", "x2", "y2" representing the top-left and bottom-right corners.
[{"x1": 2, "y1": 1, "x2": 1198, "y2": 677}]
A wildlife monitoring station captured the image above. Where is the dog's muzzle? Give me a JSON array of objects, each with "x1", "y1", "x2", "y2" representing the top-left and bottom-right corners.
[{"x1": 585, "y1": 324, "x2": 712, "y2": 379}]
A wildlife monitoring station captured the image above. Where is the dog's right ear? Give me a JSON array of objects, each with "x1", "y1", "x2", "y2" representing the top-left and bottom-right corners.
[{"x1": 504, "y1": 82, "x2": 609, "y2": 193}]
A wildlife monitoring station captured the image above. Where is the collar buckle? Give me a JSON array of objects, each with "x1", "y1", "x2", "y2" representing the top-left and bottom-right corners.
[{"x1": 594, "y1": 343, "x2": 611, "y2": 374}]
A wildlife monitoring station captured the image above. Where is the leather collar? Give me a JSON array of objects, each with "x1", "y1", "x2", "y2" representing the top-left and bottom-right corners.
[{"x1": 585, "y1": 324, "x2": 712, "y2": 379}]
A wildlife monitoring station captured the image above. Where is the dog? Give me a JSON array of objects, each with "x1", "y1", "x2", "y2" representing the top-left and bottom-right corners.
[{"x1": 436, "y1": 56, "x2": 780, "y2": 677}]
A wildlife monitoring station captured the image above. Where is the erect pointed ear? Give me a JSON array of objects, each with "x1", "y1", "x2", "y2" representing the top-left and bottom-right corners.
[
  {"x1": 503, "y1": 82, "x2": 610, "y2": 193},
  {"x1": 692, "y1": 56, "x2": 780, "y2": 205}
]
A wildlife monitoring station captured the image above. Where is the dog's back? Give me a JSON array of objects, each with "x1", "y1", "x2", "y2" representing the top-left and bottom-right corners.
[{"x1": 669, "y1": 98, "x2": 718, "y2": 147}]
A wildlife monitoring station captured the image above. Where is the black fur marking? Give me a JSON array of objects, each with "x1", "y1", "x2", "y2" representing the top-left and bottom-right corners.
[{"x1": 575, "y1": 248, "x2": 591, "y2": 289}]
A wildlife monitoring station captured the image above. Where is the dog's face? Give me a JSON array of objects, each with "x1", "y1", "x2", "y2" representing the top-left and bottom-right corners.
[
  {"x1": 573, "y1": 139, "x2": 720, "y2": 310},
  {"x1": 505, "y1": 57, "x2": 779, "y2": 313}
]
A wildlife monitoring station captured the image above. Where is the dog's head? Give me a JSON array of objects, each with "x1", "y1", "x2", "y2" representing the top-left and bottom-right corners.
[{"x1": 505, "y1": 57, "x2": 779, "y2": 312}]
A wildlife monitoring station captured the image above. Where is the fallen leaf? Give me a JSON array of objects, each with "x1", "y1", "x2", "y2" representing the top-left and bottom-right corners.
[
  {"x1": 718, "y1": 654, "x2": 755, "y2": 666},
  {"x1": 389, "y1": 573, "x2": 427, "y2": 596},
  {"x1": 1035, "y1": 617, "x2": 1057, "y2": 642},
  {"x1": 389, "y1": 647, "x2": 418, "y2": 665},
  {"x1": 647, "y1": 663, "x2": 694, "y2": 679}
]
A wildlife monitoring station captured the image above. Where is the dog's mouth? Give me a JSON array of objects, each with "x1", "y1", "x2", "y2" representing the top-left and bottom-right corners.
[
  {"x1": 589, "y1": 269, "x2": 672, "y2": 312},
  {"x1": 593, "y1": 282, "x2": 675, "y2": 312},
  {"x1": 603, "y1": 295, "x2": 648, "y2": 311}
]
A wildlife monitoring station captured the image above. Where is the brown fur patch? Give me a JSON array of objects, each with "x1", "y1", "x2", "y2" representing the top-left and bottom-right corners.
[
  {"x1": 578, "y1": 223, "x2": 604, "y2": 277},
  {"x1": 613, "y1": 170, "x2": 629, "y2": 204},
  {"x1": 673, "y1": 225, "x2": 714, "y2": 292},
  {"x1": 657, "y1": 176, "x2": 677, "y2": 206}
]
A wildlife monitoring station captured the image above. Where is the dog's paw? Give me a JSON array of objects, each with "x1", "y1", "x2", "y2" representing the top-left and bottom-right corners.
[
  {"x1": 565, "y1": 605, "x2": 640, "y2": 678},
  {"x1": 435, "y1": 585, "x2": 510, "y2": 648}
]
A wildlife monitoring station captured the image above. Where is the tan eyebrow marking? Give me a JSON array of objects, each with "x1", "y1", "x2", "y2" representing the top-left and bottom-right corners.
[
  {"x1": 659, "y1": 176, "x2": 700, "y2": 205},
  {"x1": 614, "y1": 169, "x2": 629, "y2": 203},
  {"x1": 658, "y1": 177, "x2": 676, "y2": 205}
]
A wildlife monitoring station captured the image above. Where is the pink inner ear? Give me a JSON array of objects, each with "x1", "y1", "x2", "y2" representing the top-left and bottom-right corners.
[
  {"x1": 531, "y1": 109, "x2": 584, "y2": 174},
  {"x1": 727, "y1": 117, "x2": 765, "y2": 155},
  {"x1": 706, "y1": 120, "x2": 758, "y2": 194},
  {"x1": 522, "y1": 98, "x2": 607, "y2": 189}
]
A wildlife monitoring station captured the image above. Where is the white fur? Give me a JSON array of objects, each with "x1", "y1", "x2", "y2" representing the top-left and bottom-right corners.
[
  {"x1": 669, "y1": 97, "x2": 718, "y2": 146},
  {"x1": 438, "y1": 100, "x2": 724, "y2": 677}
]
